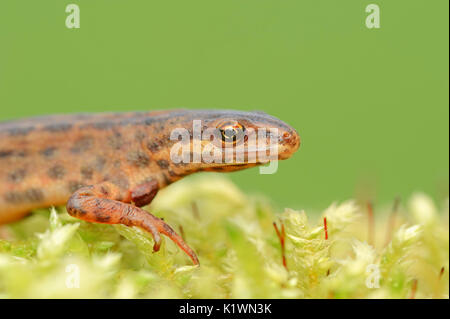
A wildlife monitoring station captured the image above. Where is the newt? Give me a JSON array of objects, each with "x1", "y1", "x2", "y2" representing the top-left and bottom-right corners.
[{"x1": 0, "y1": 110, "x2": 300, "y2": 265}]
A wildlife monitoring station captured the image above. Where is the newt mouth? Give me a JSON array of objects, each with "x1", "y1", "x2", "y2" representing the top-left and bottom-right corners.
[{"x1": 199, "y1": 129, "x2": 301, "y2": 165}]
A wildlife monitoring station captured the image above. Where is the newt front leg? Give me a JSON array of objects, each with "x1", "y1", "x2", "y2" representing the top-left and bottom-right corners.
[{"x1": 66, "y1": 180, "x2": 199, "y2": 265}]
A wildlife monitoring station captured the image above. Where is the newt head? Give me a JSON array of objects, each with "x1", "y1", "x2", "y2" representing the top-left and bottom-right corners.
[{"x1": 166, "y1": 109, "x2": 300, "y2": 172}]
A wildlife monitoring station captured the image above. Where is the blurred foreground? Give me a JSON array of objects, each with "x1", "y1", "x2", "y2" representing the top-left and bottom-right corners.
[{"x1": 0, "y1": 175, "x2": 448, "y2": 298}]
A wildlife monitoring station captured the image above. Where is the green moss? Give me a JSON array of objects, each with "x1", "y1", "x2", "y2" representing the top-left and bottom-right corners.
[{"x1": 0, "y1": 175, "x2": 448, "y2": 298}]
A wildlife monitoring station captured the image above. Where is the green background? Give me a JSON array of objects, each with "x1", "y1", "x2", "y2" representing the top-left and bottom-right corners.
[{"x1": 0, "y1": 1, "x2": 448, "y2": 210}]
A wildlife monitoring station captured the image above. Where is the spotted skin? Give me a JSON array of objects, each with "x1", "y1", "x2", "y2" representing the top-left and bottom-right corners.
[{"x1": 0, "y1": 110, "x2": 300, "y2": 264}]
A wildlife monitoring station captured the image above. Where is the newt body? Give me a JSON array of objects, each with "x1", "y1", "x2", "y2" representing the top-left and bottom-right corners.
[{"x1": 0, "y1": 110, "x2": 300, "y2": 264}]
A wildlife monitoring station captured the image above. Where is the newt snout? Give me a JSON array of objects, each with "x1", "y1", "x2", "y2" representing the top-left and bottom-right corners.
[{"x1": 277, "y1": 127, "x2": 301, "y2": 160}]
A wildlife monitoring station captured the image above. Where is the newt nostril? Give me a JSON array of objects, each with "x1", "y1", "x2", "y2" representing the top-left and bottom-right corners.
[
  {"x1": 280, "y1": 130, "x2": 301, "y2": 151},
  {"x1": 281, "y1": 131, "x2": 294, "y2": 144}
]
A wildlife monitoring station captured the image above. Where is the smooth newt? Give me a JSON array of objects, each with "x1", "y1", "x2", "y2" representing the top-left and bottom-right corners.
[{"x1": 0, "y1": 110, "x2": 300, "y2": 264}]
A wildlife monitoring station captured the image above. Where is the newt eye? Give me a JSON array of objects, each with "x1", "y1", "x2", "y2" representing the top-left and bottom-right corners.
[{"x1": 218, "y1": 121, "x2": 245, "y2": 144}]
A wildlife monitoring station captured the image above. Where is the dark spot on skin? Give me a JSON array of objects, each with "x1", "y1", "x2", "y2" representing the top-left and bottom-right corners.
[
  {"x1": 8, "y1": 127, "x2": 33, "y2": 136},
  {"x1": 135, "y1": 130, "x2": 146, "y2": 142},
  {"x1": 48, "y1": 165, "x2": 66, "y2": 179},
  {"x1": 105, "y1": 175, "x2": 129, "y2": 191},
  {"x1": 43, "y1": 123, "x2": 73, "y2": 132},
  {"x1": 94, "y1": 156, "x2": 107, "y2": 171},
  {"x1": 156, "y1": 159, "x2": 169, "y2": 169},
  {"x1": 162, "y1": 223, "x2": 175, "y2": 236},
  {"x1": 67, "y1": 192, "x2": 94, "y2": 217},
  {"x1": 99, "y1": 185, "x2": 110, "y2": 196},
  {"x1": 138, "y1": 177, "x2": 155, "y2": 185},
  {"x1": 94, "y1": 212, "x2": 111, "y2": 223},
  {"x1": 4, "y1": 188, "x2": 44, "y2": 203},
  {"x1": 147, "y1": 141, "x2": 161, "y2": 153},
  {"x1": 0, "y1": 150, "x2": 27, "y2": 158},
  {"x1": 0, "y1": 150, "x2": 13, "y2": 158},
  {"x1": 40, "y1": 147, "x2": 57, "y2": 158},
  {"x1": 4, "y1": 192, "x2": 21, "y2": 203},
  {"x1": 25, "y1": 189, "x2": 44, "y2": 202},
  {"x1": 144, "y1": 118, "x2": 157, "y2": 126},
  {"x1": 168, "y1": 170, "x2": 178, "y2": 177},
  {"x1": 173, "y1": 161, "x2": 188, "y2": 167},
  {"x1": 92, "y1": 122, "x2": 114, "y2": 130},
  {"x1": 90, "y1": 198, "x2": 112, "y2": 222},
  {"x1": 119, "y1": 119, "x2": 135, "y2": 127},
  {"x1": 107, "y1": 131, "x2": 123, "y2": 150},
  {"x1": 80, "y1": 166, "x2": 94, "y2": 180},
  {"x1": 71, "y1": 137, "x2": 93, "y2": 154},
  {"x1": 68, "y1": 181, "x2": 86, "y2": 193},
  {"x1": 8, "y1": 168, "x2": 27, "y2": 182},
  {"x1": 126, "y1": 150, "x2": 150, "y2": 168},
  {"x1": 75, "y1": 208, "x2": 87, "y2": 216}
]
